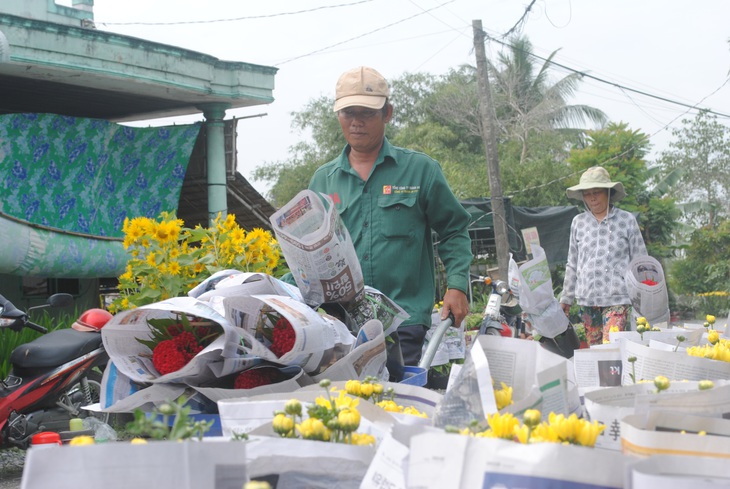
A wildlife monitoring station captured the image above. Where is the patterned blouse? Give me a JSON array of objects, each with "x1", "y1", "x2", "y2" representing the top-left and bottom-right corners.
[{"x1": 560, "y1": 205, "x2": 647, "y2": 307}]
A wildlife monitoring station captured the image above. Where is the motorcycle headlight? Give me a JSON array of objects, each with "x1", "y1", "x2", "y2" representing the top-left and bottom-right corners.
[{"x1": 494, "y1": 280, "x2": 509, "y2": 296}]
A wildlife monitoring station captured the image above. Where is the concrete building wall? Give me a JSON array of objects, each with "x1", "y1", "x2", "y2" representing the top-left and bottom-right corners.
[{"x1": 2, "y1": 0, "x2": 94, "y2": 27}]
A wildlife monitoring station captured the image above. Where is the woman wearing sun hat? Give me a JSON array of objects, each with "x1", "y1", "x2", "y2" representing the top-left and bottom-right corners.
[{"x1": 559, "y1": 166, "x2": 647, "y2": 345}]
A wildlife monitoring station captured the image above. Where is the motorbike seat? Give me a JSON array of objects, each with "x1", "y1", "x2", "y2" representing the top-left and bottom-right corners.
[{"x1": 10, "y1": 328, "x2": 104, "y2": 369}]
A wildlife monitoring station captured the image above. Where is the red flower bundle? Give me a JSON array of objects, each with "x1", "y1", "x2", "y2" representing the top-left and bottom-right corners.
[
  {"x1": 270, "y1": 317, "x2": 296, "y2": 358},
  {"x1": 233, "y1": 367, "x2": 283, "y2": 389},
  {"x1": 137, "y1": 314, "x2": 220, "y2": 376},
  {"x1": 152, "y1": 331, "x2": 203, "y2": 375}
]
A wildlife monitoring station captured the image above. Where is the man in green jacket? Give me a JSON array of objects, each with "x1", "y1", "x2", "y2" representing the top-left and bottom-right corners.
[{"x1": 309, "y1": 66, "x2": 472, "y2": 380}]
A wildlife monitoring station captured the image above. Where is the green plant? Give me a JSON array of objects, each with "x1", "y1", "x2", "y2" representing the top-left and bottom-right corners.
[
  {"x1": 464, "y1": 313, "x2": 483, "y2": 331},
  {"x1": 0, "y1": 309, "x2": 77, "y2": 379},
  {"x1": 111, "y1": 212, "x2": 282, "y2": 313},
  {"x1": 697, "y1": 291, "x2": 729, "y2": 317},
  {"x1": 125, "y1": 396, "x2": 213, "y2": 441}
]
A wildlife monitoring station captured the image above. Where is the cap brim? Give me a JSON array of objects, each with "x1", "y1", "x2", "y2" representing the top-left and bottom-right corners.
[
  {"x1": 333, "y1": 95, "x2": 386, "y2": 112},
  {"x1": 71, "y1": 321, "x2": 97, "y2": 332}
]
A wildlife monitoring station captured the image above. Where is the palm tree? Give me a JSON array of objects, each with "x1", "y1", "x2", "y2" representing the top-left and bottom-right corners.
[{"x1": 489, "y1": 36, "x2": 608, "y2": 164}]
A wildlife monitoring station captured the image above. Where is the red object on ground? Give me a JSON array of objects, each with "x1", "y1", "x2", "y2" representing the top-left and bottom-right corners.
[
  {"x1": 641, "y1": 279, "x2": 658, "y2": 286},
  {"x1": 31, "y1": 431, "x2": 62, "y2": 445}
]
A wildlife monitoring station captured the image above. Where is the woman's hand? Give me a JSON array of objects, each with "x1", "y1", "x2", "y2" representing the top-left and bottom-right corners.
[{"x1": 560, "y1": 302, "x2": 572, "y2": 316}]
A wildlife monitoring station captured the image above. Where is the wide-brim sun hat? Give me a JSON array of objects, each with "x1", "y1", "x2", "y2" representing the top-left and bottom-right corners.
[
  {"x1": 566, "y1": 166, "x2": 626, "y2": 202},
  {"x1": 333, "y1": 66, "x2": 390, "y2": 112}
]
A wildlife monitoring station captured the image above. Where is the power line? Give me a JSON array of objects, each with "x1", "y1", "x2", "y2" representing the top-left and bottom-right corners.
[
  {"x1": 275, "y1": 0, "x2": 456, "y2": 66},
  {"x1": 501, "y1": 0, "x2": 538, "y2": 38},
  {"x1": 481, "y1": 30, "x2": 730, "y2": 120},
  {"x1": 97, "y1": 0, "x2": 376, "y2": 26},
  {"x1": 507, "y1": 75, "x2": 730, "y2": 198}
]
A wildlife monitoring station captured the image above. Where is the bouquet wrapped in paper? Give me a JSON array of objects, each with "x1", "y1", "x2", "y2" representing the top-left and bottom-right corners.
[
  {"x1": 269, "y1": 189, "x2": 364, "y2": 306},
  {"x1": 432, "y1": 335, "x2": 580, "y2": 429},
  {"x1": 101, "y1": 297, "x2": 240, "y2": 385},
  {"x1": 625, "y1": 255, "x2": 670, "y2": 325},
  {"x1": 221, "y1": 294, "x2": 386, "y2": 380}
]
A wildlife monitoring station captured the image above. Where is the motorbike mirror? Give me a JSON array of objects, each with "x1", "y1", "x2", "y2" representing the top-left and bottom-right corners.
[{"x1": 48, "y1": 293, "x2": 74, "y2": 308}]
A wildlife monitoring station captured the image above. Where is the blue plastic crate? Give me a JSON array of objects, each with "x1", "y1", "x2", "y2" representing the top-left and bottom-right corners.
[{"x1": 400, "y1": 366, "x2": 427, "y2": 386}]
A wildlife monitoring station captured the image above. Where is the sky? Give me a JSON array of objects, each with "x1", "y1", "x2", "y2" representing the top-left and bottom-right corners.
[{"x1": 88, "y1": 0, "x2": 730, "y2": 196}]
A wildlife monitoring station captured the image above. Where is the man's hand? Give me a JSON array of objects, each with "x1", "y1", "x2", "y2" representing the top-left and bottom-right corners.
[
  {"x1": 441, "y1": 289, "x2": 469, "y2": 328},
  {"x1": 560, "y1": 302, "x2": 571, "y2": 316}
]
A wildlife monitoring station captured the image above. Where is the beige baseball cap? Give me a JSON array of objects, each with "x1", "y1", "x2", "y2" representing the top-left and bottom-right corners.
[{"x1": 333, "y1": 66, "x2": 390, "y2": 112}]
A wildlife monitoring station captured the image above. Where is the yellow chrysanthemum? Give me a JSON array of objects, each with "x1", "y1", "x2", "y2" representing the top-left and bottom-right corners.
[
  {"x1": 345, "y1": 380, "x2": 362, "y2": 397},
  {"x1": 376, "y1": 400, "x2": 402, "y2": 413},
  {"x1": 403, "y1": 406, "x2": 428, "y2": 418},
  {"x1": 494, "y1": 382, "x2": 513, "y2": 410},
  {"x1": 296, "y1": 418, "x2": 330, "y2": 441},
  {"x1": 349, "y1": 432, "x2": 376, "y2": 446},
  {"x1": 486, "y1": 412, "x2": 519, "y2": 440}
]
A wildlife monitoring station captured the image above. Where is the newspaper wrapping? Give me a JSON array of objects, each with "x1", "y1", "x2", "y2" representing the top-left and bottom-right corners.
[
  {"x1": 511, "y1": 245, "x2": 568, "y2": 338},
  {"x1": 625, "y1": 255, "x2": 670, "y2": 324},
  {"x1": 407, "y1": 432, "x2": 626, "y2": 489},
  {"x1": 220, "y1": 293, "x2": 354, "y2": 375},
  {"x1": 582, "y1": 381, "x2": 730, "y2": 451},
  {"x1": 269, "y1": 189, "x2": 364, "y2": 306},
  {"x1": 432, "y1": 335, "x2": 579, "y2": 429},
  {"x1": 101, "y1": 296, "x2": 242, "y2": 386},
  {"x1": 619, "y1": 336, "x2": 730, "y2": 384}
]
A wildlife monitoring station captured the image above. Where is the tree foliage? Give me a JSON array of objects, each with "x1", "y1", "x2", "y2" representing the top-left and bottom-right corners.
[
  {"x1": 253, "y1": 36, "x2": 608, "y2": 209},
  {"x1": 670, "y1": 220, "x2": 730, "y2": 294},
  {"x1": 655, "y1": 110, "x2": 730, "y2": 227},
  {"x1": 252, "y1": 96, "x2": 343, "y2": 206},
  {"x1": 488, "y1": 36, "x2": 608, "y2": 165}
]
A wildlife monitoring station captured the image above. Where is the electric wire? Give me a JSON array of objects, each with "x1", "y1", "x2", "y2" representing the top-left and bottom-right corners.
[
  {"x1": 506, "y1": 74, "x2": 730, "y2": 198},
  {"x1": 274, "y1": 0, "x2": 456, "y2": 66},
  {"x1": 480, "y1": 30, "x2": 730, "y2": 120},
  {"x1": 97, "y1": 0, "x2": 376, "y2": 26}
]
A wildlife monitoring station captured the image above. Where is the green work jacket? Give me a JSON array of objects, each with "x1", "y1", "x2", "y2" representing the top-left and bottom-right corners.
[{"x1": 309, "y1": 138, "x2": 472, "y2": 328}]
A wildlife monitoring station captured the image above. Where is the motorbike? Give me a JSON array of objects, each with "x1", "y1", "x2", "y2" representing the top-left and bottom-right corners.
[
  {"x1": 0, "y1": 293, "x2": 111, "y2": 449},
  {"x1": 470, "y1": 274, "x2": 523, "y2": 337}
]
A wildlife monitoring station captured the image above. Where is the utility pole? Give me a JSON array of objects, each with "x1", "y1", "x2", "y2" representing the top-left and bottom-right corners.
[{"x1": 473, "y1": 19, "x2": 509, "y2": 280}]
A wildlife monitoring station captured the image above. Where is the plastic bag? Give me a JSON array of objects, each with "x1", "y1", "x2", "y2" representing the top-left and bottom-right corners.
[
  {"x1": 82, "y1": 416, "x2": 118, "y2": 442},
  {"x1": 513, "y1": 245, "x2": 553, "y2": 313}
]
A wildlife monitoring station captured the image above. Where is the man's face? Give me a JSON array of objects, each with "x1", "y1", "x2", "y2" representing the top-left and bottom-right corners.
[{"x1": 337, "y1": 104, "x2": 392, "y2": 154}]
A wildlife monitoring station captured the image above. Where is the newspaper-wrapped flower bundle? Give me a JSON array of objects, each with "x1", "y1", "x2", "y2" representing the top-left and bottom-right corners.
[
  {"x1": 233, "y1": 366, "x2": 286, "y2": 389},
  {"x1": 255, "y1": 311, "x2": 297, "y2": 359},
  {"x1": 271, "y1": 380, "x2": 376, "y2": 446},
  {"x1": 344, "y1": 378, "x2": 428, "y2": 418},
  {"x1": 136, "y1": 314, "x2": 221, "y2": 376},
  {"x1": 687, "y1": 334, "x2": 730, "y2": 362},
  {"x1": 454, "y1": 410, "x2": 605, "y2": 447}
]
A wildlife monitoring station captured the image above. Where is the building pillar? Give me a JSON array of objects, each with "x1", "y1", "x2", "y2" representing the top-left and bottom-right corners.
[{"x1": 199, "y1": 103, "x2": 230, "y2": 226}]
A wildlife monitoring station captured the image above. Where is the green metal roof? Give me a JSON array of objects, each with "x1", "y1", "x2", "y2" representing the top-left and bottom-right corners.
[{"x1": 0, "y1": 13, "x2": 277, "y2": 122}]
